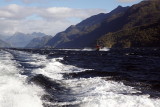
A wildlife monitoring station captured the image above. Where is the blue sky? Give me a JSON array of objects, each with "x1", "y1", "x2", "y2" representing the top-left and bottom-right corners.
[
  {"x1": 1, "y1": 0, "x2": 142, "y2": 11},
  {"x1": 0, "y1": 0, "x2": 142, "y2": 36}
]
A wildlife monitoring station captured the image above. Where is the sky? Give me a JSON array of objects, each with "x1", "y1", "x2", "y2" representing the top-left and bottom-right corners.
[{"x1": 0, "y1": 0, "x2": 142, "y2": 36}]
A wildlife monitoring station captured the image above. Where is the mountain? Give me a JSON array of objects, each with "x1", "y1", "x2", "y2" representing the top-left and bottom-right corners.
[
  {"x1": 0, "y1": 35, "x2": 11, "y2": 41},
  {"x1": 98, "y1": 0, "x2": 160, "y2": 48},
  {"x1": 98, "y1": 21, "x2": 160, "y2": 48},
  {"x1": 0, "y1": 39, "x2": 11, "y2": 48},
  {"x1": 46, "y1": 6, "x2": 129, "y2": 48},
  {"x1": 25, "y1": 35, "x2": 52, "y2": 48},
  {"x1": 7, "y1": 32, "x2": 47, "y2": 48},
  {"x1": 46, "y1": 0, "x2": 160, "y2": 48}
]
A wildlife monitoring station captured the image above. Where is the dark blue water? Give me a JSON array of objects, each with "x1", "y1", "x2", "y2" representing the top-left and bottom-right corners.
[{"x1": 0, "y1": 48, "x2": 160, "y2": 107}]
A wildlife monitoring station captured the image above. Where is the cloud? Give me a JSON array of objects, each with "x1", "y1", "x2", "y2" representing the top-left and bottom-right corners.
[
  {"x1": 0, "y1": 4, "x2": 32, "y2": 19},
  {"x1": 4, "y1": 0, "x2": 66, "y2": 4},
  {"x1": 0, "y1": 4, "x2": 106, "y2": 36},
  {"x1": 117, "y1": 0, "x2": 139, "y2": 2},
  {"x1": 4, "y1": 0, "x2": 45, "y2": 4}
]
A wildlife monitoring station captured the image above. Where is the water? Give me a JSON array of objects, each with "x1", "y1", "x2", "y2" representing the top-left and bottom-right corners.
[{"x1": 0, "y1": 48, "x2": 160, "y2": 107}]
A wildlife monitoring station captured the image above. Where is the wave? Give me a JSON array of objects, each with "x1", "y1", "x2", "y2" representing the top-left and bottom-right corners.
[
  {"x1": 17, "y1": 50, "x2": 159, "y2": 107},
  {"x1": 0, "y1": 50, "x2": 43, "y2": 107},
  {"x1": 53, "y1": 47, "x2": 109, "y2": 52},
  {"x1": 99, "y1": 47, "x2": 110, "y2": 51},
  {"x1": 0, "y1": 49, "x2": 160, "y2": 107},
  {"x1": 81, "y1": 47, "x2": 110, "y2": 51}
]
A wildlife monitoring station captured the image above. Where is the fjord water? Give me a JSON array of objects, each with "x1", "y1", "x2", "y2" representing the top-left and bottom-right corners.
[{"x1": 0, "y1": 48, "x2": 160, "y2": 107}]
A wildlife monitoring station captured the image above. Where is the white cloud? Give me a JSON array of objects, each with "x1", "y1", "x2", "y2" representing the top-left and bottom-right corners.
[
  {"x1": 0, "y1": 4, "x2": 35, "y2": 19},
  {"x1": 0, "y1": 4, "x2": 107, "y2": 36},
  {"x1": 4, "y1": 0, "x2": 45, "y2": 4},
  {"x1": 4, "y1": 0, "x2": 68, "y2": 4}
]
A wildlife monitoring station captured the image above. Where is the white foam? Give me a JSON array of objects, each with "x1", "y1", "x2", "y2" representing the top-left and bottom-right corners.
[
  {"x1": 82, "y1": 47, "x2": 109, "y2": 51},
  {"x1": 0, "y1": 50, "x2": 44, "y2": 107},
  {"x1": 100, "y1": 47, "x2": 110, "y2": 51},
  {"x1": 56, "y1": 48, "x2": 81, "y2": 51},
  {"x1": 28, "y1": 53, "x2": 160, "y2": 107},
  {"x1": 33, "y1": 58, "x2": 86, "y2": 80},
  {"x1": 55, "y1": 47, "x2": 110, "y2": 51},
  {"x1": 81, "y1": 48, "x2": 95, "y2": 51},
  {"x1": 3, "y1": 50, "x2": 159, "y2": 107},
  {"x1": 63, "y1": 78, "x2": 160, "y2": 107}
]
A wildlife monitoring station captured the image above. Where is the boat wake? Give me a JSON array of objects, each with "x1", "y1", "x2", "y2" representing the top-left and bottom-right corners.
[{"x1": 0, "y1": 49, "x2": 160, "y2": 107}]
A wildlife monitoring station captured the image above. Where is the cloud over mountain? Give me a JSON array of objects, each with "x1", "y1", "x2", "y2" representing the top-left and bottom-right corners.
[{"x1": 0, "y1": 4, "x2": 106, "y2": 35}]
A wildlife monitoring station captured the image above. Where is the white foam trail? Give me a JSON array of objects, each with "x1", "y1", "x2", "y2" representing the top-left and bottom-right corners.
[
  {"x1": 100, "y1": 47, "x2": 110, "y2": 51},
  {"x1": 4, "y1": 50, "x2": 159, "y2": 107},
  {"x1": 27, "y1": 52, "x2": 160, "y2": 107},
  {"x1": 0, "y1": 50, "x2": 44, "y2": 107},
  {"x1": 68, "y1": 78, "x2": 160, "y2": 107},
  {"x1": 81, "y1": 48, "x2": 95, "y2": 51},
  {"x1": 56, "y1": 49, "x2": 81, "y2": 51},
  {"x1": 33, "y1": 57, "x2": 87, "y2": 80},
  {"x1": 55, "y1": 47, "x2": 110, "y2": 51},
  {"x1": 82, "y1": 47, "x2": 109, "y2": 51}
]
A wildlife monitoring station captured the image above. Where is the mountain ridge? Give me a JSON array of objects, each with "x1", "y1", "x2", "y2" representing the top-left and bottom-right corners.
[
  {"x1": 46, "y1": 0, "x2": 160, "y2": 48},
  {"x1": 0, "y1": 39, "x2": 11, "y2": 48},
  {"x1": 7, "y1": 32, "x2": 47, "y2": 48},
  {"x1": 98, "y1": 0, "x2": 160, "y2": 48},
  {"x1": 26, "y1": 35, "x2": 52, "y2": 48},
  {"x1": 46, "y1": 5, "x2": 129, "y2": 48}
]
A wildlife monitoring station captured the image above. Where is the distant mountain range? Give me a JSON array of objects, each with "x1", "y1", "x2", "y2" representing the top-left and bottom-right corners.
[
  {"x1": 26, "y1": 35, "x2": 52, "y2": 48},
  {"x1": 7, "y1": 32, "x2": 47, "y2": 48},
  {"x1": 0, "y1": 0, "x2": 159, "y2": 49},
  {"x1": 0, "y1": 39, "x2": 11, "y2": 48},
  {"x1": 45, "y1": 0, "x2": 160, "y2": 48}
]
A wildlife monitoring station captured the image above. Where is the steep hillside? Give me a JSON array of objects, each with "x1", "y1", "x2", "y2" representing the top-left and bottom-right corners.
[
  {"x1": 46, "y1": 0, "x2": 160, "y2": 48},
  {"x1": 46, "y1": 6, "x2": 129, "y2": 48},
  {"x1": 98, "y1": 0, "x2": 160, "y2": 48},
  {"x1": 98, "y1": 21, "x2": 160, "y2": 48},
  {"x1": 26, "y1": 36, "x2": 52, "y2": 48}
]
